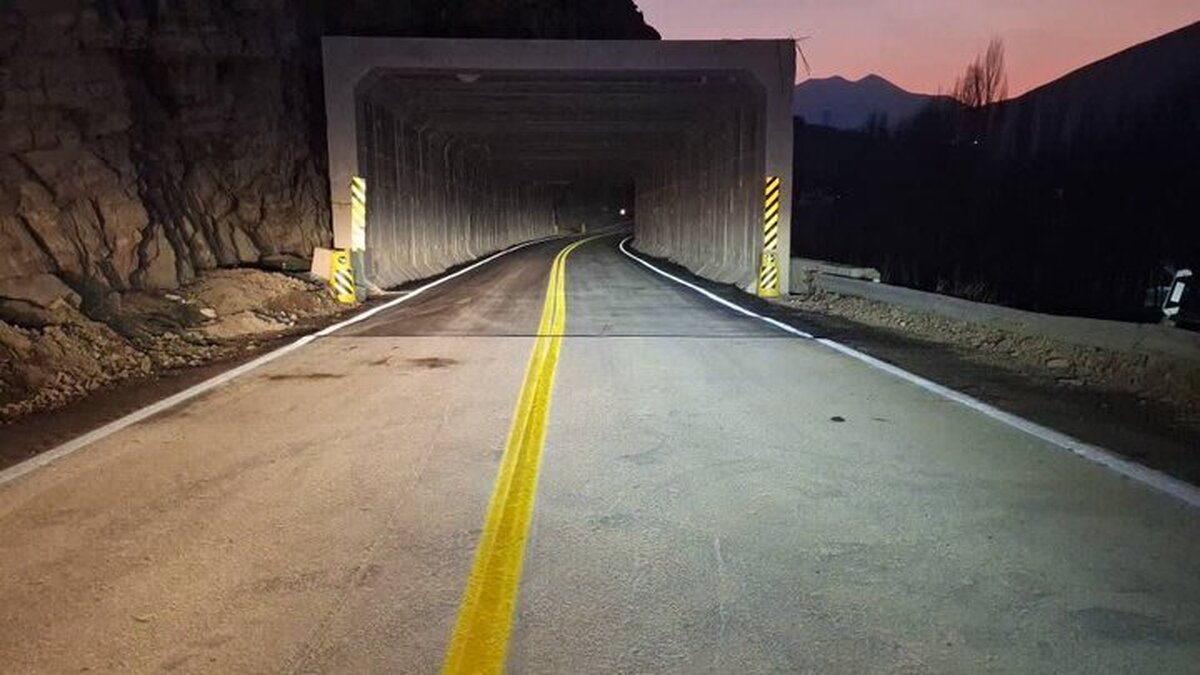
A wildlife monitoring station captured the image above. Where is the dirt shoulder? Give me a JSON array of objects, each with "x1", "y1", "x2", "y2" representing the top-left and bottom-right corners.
[{"x1": 776, "y1": 290, "x2": 1200, "y2": 486}]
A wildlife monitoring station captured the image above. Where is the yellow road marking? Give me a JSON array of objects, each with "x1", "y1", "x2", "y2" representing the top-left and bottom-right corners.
[{"x1": 443, "y1": 236, "x2": 602, "y2": 675}]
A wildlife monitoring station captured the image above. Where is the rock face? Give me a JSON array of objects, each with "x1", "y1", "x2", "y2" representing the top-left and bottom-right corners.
[
  {"x1": 0, "y1": 1, "x2": 329, "y2": 310},
  {"x1": 0, "y1": 0, "x2": 658, "y2": 313}
]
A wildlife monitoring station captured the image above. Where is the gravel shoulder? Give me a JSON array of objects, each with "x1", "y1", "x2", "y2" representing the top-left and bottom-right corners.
[{"x1": 776, "y1": 290, "x2": 1200, "y2": 486}]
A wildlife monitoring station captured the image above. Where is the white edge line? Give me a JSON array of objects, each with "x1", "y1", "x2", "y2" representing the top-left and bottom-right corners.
[
  {"x1": 618, "y1": 236, "x2": 814, "y2": 339},
  {"x1": 0, "y1": 235, "x2": 562, "y2": 488},
  {"x1": 618, "y1": 236, "x2": 1200, "y2": 509}
]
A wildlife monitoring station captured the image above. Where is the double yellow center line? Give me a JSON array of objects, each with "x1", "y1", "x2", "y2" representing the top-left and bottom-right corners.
[{"x1": 443, "y1": 236, "x2": 601, "y2": 674}]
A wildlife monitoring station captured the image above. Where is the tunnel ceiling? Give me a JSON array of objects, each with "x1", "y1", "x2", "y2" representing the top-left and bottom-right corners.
[{"x1": 363, "y1": 70, "x2": 761, "y2": 181}]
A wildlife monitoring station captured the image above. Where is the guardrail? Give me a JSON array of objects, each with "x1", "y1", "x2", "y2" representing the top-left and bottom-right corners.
[{"x1": 803, "y1": 271, "x2": 1200, "y2": 364}]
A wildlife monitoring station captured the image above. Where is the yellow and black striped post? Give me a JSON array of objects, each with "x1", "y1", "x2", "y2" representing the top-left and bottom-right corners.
[
  {"x1": 350, "y1": 176, "x2": 367, "y2": 248},
  {"x1": 757, "y1": 175, "x2": 782, "y2": 298},
  {"x1": 349, "y1": 176, "x2": 368, "y2": 301},
  {"x1": 329, "y1": 249, "x2": 356, "y2": 305}
]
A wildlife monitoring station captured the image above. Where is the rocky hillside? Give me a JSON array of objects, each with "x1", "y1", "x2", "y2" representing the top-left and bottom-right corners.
[
  {"x1": 793, "y1": 20, "x2": 1200, "y2": 321},
  {"x1": 986, "y1": 20, "x2": 1200, "y2": 156},
  {"x1": 2, "y1": 1, "x2": 321, "y2": 315},
  {"x1": 0, "y1": 0, "x2": 658, "y2": 319}
]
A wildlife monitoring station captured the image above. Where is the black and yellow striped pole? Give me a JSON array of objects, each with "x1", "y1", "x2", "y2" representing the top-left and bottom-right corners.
[
  {"x1": 329, "y1": 249, "x2": 356, "y2": 305},
  {"x1": 349, "y1": 176, "x2": 367, "y2": 302},
  {"x1": 757, "y1": 175, "x2": 782, "y2": 298},
  {"x1": 329, "y1": 177, "x2": 366, "y2": 305},
  {"x1": 350, "y1": 176, "x2": 367, "y2": 238}
]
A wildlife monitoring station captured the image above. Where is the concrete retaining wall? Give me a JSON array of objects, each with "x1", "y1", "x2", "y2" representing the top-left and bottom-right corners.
[{"x1": 816, "y1": 275, "x2": 1200, "y2": 363}]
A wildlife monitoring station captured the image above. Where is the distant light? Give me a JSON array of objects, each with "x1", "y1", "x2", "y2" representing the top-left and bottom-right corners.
[
  {"x1": 456, "y1": 73, "x2": 481, "y2": 84},
  {"x1": 619, "y1": 208, "x2": 628, "y2": 217}
]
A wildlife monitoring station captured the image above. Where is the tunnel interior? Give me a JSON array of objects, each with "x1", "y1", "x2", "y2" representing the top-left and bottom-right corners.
[{"x1": 355, "y1": 68, "x2": 769, "y2": 289}]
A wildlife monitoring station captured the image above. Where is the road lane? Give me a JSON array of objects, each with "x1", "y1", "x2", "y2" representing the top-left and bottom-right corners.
[
  {"x1": 344, "y1": 240, "x2": 562, "y2": 338},
  {"x1": 511, "y1": 238, "x2": 1200, "y2": 673},
  {"x1": 0, "y1": 235, "x2": 1197, "y2": 673},
  {"x1": 0, "y1": 239, "x2": 573, "y2": 673},
  {"x1": 444, "y1": 235, "x2": 600, "y2": 674}
]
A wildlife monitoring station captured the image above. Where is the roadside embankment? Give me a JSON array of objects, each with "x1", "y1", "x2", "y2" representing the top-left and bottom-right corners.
[
  {"x1": 783, "y1": 274, "x2": 1200, "y2": 420},
  {"x1": 0, "y1": 270, "x2": 345, "y2": 423}
]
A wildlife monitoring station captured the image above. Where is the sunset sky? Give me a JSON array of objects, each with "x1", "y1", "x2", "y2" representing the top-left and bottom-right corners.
[{"x1": 636, "y1": 0, "x2": 1199, "y2": 96}]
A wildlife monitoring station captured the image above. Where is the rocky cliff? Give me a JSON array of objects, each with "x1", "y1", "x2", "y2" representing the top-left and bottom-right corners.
[{"x1": 0, "y1": 0, "x2": 658, "y2": 323}]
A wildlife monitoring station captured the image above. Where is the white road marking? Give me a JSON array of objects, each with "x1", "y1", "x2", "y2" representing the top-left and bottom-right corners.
[
  {"x1": 618, "y1": 236, "x2": 1200, "y2": 509},
  {"x1": 617, "y1": 237, "x2": 815, "y2": 339},
  {"x1": 0, "y1": 236, "x2": 561, "y2": 488}
]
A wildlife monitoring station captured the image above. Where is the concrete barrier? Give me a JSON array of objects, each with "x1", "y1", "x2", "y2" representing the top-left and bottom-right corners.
[
  {"x1": 791, "y1": 258, "x2": 882, "y2": 285},
  {"x1": 814, "y1": 274, "x2": 1200, "y2": 363},
  {"x1": 310, "y1": 247, "x2": 335, "y2": 280}
]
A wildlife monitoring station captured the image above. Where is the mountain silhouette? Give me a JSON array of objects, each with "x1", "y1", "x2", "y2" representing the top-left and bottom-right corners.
[{"x1": 794, "y1": 74, "x2": 947, "y2": 130}]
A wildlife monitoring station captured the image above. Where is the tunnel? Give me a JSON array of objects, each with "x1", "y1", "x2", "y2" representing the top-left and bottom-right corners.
[{"x1": 322, "y1": 38, "x2": 795, "y2": 293}]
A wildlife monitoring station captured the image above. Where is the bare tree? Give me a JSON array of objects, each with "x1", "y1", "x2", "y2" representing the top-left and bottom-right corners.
[{"x1": 954, "y1": 38, "x2": 1008, "y2": 108}]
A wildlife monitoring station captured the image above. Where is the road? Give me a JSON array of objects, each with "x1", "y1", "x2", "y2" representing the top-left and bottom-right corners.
[{"x1": 0, "y1": 235, "x2": 1198, "y2": 673}]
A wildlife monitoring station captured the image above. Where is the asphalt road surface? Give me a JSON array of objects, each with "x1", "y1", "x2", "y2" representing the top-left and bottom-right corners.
[{"x1": 0, "y1": 235, "x2": 1198, "y2": 673}]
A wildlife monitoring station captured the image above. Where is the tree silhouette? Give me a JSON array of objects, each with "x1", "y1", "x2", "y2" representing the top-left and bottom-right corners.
[{"x1": 954, "y1": 38, "x2": 1008, "y2": 108}]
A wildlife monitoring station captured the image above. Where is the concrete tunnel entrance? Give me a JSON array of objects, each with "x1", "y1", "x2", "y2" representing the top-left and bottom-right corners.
[{"x1": 322, "y1": 38, "x2": 795, "y2": 293}]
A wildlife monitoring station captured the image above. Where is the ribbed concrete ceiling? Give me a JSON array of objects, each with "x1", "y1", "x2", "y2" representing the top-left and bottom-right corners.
[{"x1": 365, "y1": 70, "x2": 760, "y2": 179}]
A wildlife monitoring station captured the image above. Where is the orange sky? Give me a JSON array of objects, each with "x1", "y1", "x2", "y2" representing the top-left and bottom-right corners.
[{"x1": 636, "y1": 0, "x2": 1199, "y2": 95}]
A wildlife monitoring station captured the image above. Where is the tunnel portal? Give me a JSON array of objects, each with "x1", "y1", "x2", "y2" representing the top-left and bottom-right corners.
[{"x1": 323, "y1": 38, "x2": 794, "y2": 292}]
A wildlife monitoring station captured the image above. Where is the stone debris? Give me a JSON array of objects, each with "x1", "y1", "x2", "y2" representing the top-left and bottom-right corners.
[{"x1": 0, "y1": 269, "x2": 343, "y2": 424}]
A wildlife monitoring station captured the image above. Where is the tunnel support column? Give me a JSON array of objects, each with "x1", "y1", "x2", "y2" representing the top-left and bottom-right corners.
[
  {"x1": 350, "y1": 176, "x2": 368, "y2": 301},
  {"x1": 757, "y1": 175, "x2": 783, "y2": 297},
  {"x1": 761, "y1": 49, "x2": 794, "y2": 295}
]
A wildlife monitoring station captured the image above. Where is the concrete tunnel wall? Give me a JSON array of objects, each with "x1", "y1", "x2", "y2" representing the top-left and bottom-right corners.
[
  {"x1": 323, "y1": 38, "x2": 794, "y2": 292},
  {"x1": 358, "y1": 98, "x2": 555, "y2": 286},
  {"x1": 635, "y1": 99, "x2": 763, "y2": 286}
]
